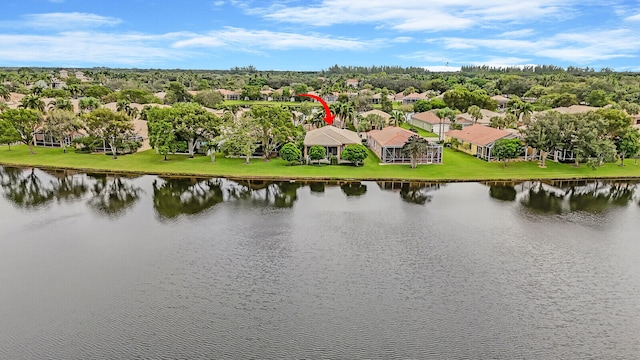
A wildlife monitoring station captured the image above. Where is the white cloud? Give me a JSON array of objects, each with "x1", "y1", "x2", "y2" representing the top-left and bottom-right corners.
[
  {"x1": 398, "y1": 51, "x2": 452, "y2": 63},
  {"x1": 499, "y1": 29, "x2": 536, "y2": 38},
  {"x1": 435, "y1": 29, "x2": 640, "y2": 63},
  {"x1": 172, "y1": 27, "x2": 381, "y2": 51},
  {"x1": 392, "y1": 37, "x2": 413, "y2": 43},
  {"x1": 213, "y1": 1, "x2": 225, "y2": 5},
  {"x1": 14, "y1": 12, "x2": 122, "y2": 30},
  {"x1": 469, "y1": 57, "x2": 534, "y2": 68},
  {"x1": 625, "y1": 13, "x2": 640, "y2": 21},
  {"x1": 0, "y1": 31, "x2": 188, "y2": 65},
  {"x1": 250, "y1": 0, "x2": 577, "y2": 32}
]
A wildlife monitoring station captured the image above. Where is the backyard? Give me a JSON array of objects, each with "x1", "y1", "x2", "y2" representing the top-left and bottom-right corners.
[{"x1": 2, "y1": 145, "x2": 640, "y2": 181}]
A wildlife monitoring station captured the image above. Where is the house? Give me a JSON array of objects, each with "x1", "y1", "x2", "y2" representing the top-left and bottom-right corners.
[
  {"x1": 367, "y1": 127, "x2": 443, "y2": 164},
  {"x1": 216, "y1": 89, "x2": 242, "y2": 101},
  {"x1": 346, "y1": 79, "x2": 359, "y2": 88},
  {"x1": 74, "y1": 71, "x2": 90, "y2": 82},
  {"x1": 407, "y1": 111, "x2": 450, "y2": 140},
  {"x1": 51, "y1": 79, "x2": 67, "y2": 89},
  {"x1": 59, "y1": 70, "x2": 68, "y2": 78},
  {"x1": 491, "y1": 95, "x2": 509, "y2": 110},
  {"x1": 402, "y1": 92, "x2": 427, "y2": 105},
  {"x1": 445, "y1": 124, "x2": 518, "y2": 161},
  {"x1": 551, "y1": 105, "x2": 598, "y2": 114},
  {"x1": 322, "y1": 92, "x2": 339, "y2": 103},
  {"x1": 303, "y1": 126, "x2": 361, "y2": 161},
  {"x1": 456, "y1": 109, "x2": 504, "y2": 126},
  {"x1": 359, "y1": 109, "x2": 392, "y2": 125}
]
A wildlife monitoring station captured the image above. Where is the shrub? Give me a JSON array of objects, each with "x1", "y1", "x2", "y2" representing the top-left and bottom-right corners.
[
  {"x1": 341, "y1": 144, "x2": 368, "y2": 166},
  {"x1": 308, "y1": 145, "x2": 326, "y2": 163},
  {"x1": 330, "y1": 155, "x2": 338, "y2": 165},
  {"x1": 280, "y1": 142, "x2": 302, "y2": 164}
]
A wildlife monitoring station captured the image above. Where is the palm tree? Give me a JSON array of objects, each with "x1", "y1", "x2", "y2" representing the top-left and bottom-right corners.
[
  {"x1": 48, "y1": 98, "x2": 73, "y2": 112},
  {"x1": 306, "y1": 111, "x2": 326, "y2": 129},
  {"x1": 389, "y1": 110, "x2": 404, "y2": 127},
  {"x1": 20, "y1": 94, "x2": 45, "y2": 112},
  {"x1": 116, "y1": 99, "x2": 131, "y2": 113},
  {"x1": 223, "y1": 104, "x2": 241, "y2": 121},
  {"x1": 0, "y1": 84, "x2": 10, "y2": 102},
  {"x1": 402, "y1": 135, "x2": 430, "y2": 169},
  {"x1": 467, "y1": 105, "x2": 482, "y2": 124},
  {"x1": 67, "y1": 84, "x2": 81, "y2": 99},
  {"x1": 356, "y1": 117, "x2": 371, "y2": 133},
  {"x1": 367, "y1": 114, "x2": 386, "y2": 130},
  {"x1": 434, "y1": 107, "x2": 457, "y2": 140},
  {"x1": 79, "y1": 97, "x2": 100, "y2": 113},
  {"x1": 331, "y1": 102, "x2": 355, "y2": 129},
  {"x1": 519, "y1": 102, "x2": 534, "y2": 124}
]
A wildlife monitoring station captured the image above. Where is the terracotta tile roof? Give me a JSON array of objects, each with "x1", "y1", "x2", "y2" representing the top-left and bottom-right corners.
[
  {"x1": 412, "y1": 111, "x2": 450, "y2": 124},
  {"x1": 445, "y1": 124, "x2": 512, "y2": 146},
  {"x1": 367, "y1": 126, "x2": 423, "y2": 147},
  {"x1": 304, "y1": 126, "x2": 361, "y2": 146},
  {"x1": 403, "y1": 92, "x2": 426, "y2": 100}
]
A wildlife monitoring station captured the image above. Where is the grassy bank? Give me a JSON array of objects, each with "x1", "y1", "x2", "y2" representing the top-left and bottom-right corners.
[
  {"x1": 1, "y1": 145, "x2": 640, "y2": 181},
  {"x1": 400, "y1": 123, "x2": 438, "y2": 138}
]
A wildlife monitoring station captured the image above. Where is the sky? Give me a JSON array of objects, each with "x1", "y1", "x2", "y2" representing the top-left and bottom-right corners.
[{"x1": 1, "y1": 0, "x2": 640, "y2": 71}]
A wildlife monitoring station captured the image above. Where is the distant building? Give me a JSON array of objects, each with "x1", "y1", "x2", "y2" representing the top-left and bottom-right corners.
[{"x1": 346, "y1": 79, "x2": 359, "y2": 88}]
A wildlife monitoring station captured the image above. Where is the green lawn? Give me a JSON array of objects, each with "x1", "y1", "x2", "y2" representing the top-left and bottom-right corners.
[
  {"x1": 222, "y1": 100, "x2": 321, "y2": 107},
  {"x1": 1, "y1": 145, "x2": 640, "y2": 181},
  {"x1": 400, "y1": 123, "x2": 438, "y2": 138}
]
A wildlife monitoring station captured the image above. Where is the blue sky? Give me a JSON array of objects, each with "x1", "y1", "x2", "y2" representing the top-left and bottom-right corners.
[{"x1": 1, "y1": 0, "x2": 640, "y2": 71}]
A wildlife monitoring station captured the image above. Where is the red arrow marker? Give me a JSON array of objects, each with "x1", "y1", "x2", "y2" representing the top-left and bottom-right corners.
[{"x1": 297, "y1": 93, "x2": 335, "y2": 125}]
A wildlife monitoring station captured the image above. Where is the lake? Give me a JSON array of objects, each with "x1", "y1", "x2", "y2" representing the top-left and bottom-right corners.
[{"x1": 1, "y1": 166, "x2": 640, "y2": 359}]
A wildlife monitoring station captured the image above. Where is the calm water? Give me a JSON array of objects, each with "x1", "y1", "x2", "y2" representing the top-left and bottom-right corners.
[{"x1": 1, "y1": 166, "x2": 640, "y2": 359}]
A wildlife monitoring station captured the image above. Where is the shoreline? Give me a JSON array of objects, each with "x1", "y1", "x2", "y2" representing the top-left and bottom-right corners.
[
  {"x1": 3, "y1": 160, "x2": 640, "y2": 184},
  {"x1": 2, "y1": 145, "x2": 640, "y2": 183}
]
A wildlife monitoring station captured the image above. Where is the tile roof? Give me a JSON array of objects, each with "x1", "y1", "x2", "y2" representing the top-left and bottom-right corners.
[
  {"x1": 360, "y1": 109, "x2": 391, "y2": 120},
  {"x1": 445, "y1": 124, "x2": 512, "y2": 146},
  {"x1": 367, "y1": 126, "x2": 423, "y2": 147},
  {"x1": 304, "y1": 126, "x2": 361, "y2": 146},
  {"x1": 551, "y1": 105, "x2": 598, "y2": 114},
  {"x1": 412, "y1": 111, "x2": 450, "y2": 124},
  {"x1": 456, "y1": 109, "x2": 504, "y2": 124},
  {"x1": 491, "y1": 95, "x2": 510, "y2": 103},
  {"x1": 403, "y1": 92, "x2": 426, "y2": 99}
]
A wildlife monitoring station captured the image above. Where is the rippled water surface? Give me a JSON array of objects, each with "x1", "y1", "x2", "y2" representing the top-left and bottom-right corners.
[{"x1": 1, "y1": 167, "x2": 640, "y2": 359}]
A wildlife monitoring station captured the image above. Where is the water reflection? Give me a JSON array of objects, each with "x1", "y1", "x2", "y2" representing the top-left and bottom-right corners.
[
  {"x1": 153, "y1": 177, "x2": 224, "y2": 219},
  {"x1": 309, "y1": 182, "x2": 325, "y2": 193},
  {"x1": 515, "y1": 180, "x2": 638, "y2": 214},
  {"x1": 231, "y1": 180, "x2": 302, "y2": 208},
  {"x1": 377, "y1": 181, "x2": 442, "y2": 205},
  {"x1": 0, "y1": 167, "x2": 89, "y2": 208},
  {"x1": 86, "y1": 173, "x2": 142, "y2": 217},
  {"x1": 341, "y1": 182, "x2": 367, "y2": 197},
  {"x1": 44, "y1": 169, "x2": 89, "y2": 203},
  {"x1": 0, "y1": 167, "x2": 55, "y2": 208},
  {"x1": 3, "y1": 166, "x2": 640, "y2": 217},
  {"x1": 488, "y1": 184, "x2": 518, "y2": 202}
]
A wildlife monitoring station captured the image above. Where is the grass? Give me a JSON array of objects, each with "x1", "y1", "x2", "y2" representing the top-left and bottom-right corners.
[
  {"x1": 2, "y1": 145, "x2": 640, "y2": 181},
  {"x1": 222, "y1": 100, "x2": 321, "y2": 107},
  {"x1": 400, "y1": 123, "x2": 438, "y2": 138}
]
